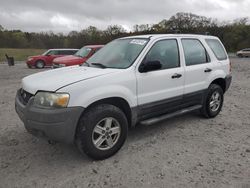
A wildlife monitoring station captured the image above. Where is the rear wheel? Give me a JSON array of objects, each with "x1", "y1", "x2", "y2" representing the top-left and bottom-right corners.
[
  {"x1": 35, "y1": 60, "x2": 45, "y2": 69},
  {"x1": 201, "y1": 84, "x2": 224, "y2": 118},
  {"x1": 76, "y1": 104, "x2": 128, "y2": 160}
]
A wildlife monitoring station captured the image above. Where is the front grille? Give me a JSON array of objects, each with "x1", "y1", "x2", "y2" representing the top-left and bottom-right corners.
[{"x1": 18, "y1": 89, "x2": 33, "y2": 105}]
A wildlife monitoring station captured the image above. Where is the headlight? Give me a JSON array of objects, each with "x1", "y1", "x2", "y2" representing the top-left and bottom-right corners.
[
  {"x1": 34, "y1": 92, "x2": 69, "y2": 108},
  {"x1": 28, "y1": 58, "x2": 33, "y2": 61}
]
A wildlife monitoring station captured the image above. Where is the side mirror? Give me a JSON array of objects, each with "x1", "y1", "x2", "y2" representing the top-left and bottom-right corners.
[{"x1": 139, "y1": 60, "x2": 162, "y2": 73}]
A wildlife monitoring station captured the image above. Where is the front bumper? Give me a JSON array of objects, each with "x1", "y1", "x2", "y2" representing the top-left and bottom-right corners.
[
  {"x1": 26, "y1": 60, "x2": 34, "y2": 67},
  {"x1": 15, "y1": 90, "x2": 84, "y2": 144},
  {"x1": 225, "y1": 74, "x2": 232, "y2": 92}
]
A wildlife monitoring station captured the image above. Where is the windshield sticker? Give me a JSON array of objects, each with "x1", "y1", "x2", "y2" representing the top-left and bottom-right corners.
[{"x1": 130, "y1": 39, "x2": 147, "y2": 45}]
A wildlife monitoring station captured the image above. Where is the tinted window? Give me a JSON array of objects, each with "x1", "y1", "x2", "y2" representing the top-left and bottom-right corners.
[
  {"x1": 58, "y1": 50, "x2": 77, "y2": 55},
  {"x1": 182, "y1": 39, "x2": 209, "y2": 66},
  {"x1": 144, "y1": 39, "x2": 180, "y2": 69},
  {"x1": 206, "y1": 39, "x2": 227, "y2": 60}
]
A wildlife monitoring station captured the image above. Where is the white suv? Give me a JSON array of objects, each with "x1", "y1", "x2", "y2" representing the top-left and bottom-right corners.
[{"x1": 15, "y1": 34, "x2": 232, "y2": 159}]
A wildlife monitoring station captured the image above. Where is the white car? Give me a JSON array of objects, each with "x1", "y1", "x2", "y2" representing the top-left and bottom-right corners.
[
  {"x1": 15, "y1": 34, "x2": 232, "y2": 159},
  {"x1": 236, "y1": 48, "x2": 250, "y2": 57}
]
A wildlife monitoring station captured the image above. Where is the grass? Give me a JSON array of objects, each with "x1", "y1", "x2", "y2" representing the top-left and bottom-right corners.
[{"x1": 0, "y1": 48, "x2": 46, "y2": 62}]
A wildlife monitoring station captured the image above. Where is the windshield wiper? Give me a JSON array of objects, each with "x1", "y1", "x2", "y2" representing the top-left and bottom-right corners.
[
  {"x1": 91, "y1": 63, "x2": 107, "y2": 68},
  {"x1": 80, "y1": 61, "x2": 90, "y2": 67},
  {"x1": 75, "y1": 54, "x2": 82, "y2": 57}
]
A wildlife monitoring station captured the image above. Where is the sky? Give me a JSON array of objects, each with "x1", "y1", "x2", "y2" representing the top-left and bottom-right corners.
[{"x1": 0, "y1": 0, "x2": 250, "y2": 33}]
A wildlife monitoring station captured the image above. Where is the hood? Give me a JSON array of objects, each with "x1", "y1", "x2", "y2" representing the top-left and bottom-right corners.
[
  {"x1": 53, "y1": 55, "x2": 84, "y2": 64},
  {"x1": 22, "y1": 66, "x2": 116, "y2": 94},
  {"x1": 28, "y1": 55, "x2": 41, "y2": 59}
]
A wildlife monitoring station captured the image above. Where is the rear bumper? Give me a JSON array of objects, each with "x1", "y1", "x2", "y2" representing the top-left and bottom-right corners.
[
  {"x1": 225, "y1": 74, "x2": 232, "y2": 92},
  {"x1": 15, "y1": 91, "x2": 84, "y2": 144}
]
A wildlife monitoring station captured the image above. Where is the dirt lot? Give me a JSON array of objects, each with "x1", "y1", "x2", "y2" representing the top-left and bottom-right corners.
[{"x1": 0, "y1": 59, "x2": 249, "y2": 188}]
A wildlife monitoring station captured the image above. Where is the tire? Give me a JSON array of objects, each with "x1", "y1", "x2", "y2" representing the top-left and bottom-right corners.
[
  {"x1": 35, "y1": 60, "x2": 45, "y2": 69},
  {"x1": 200, "y1": 84, "x2": 224, "y2": 118},
  {"x1": 76, "y1": 104, "x2": 128, "y2": 160},
  {"x1": 238, "y1": 54, "x2": 243, "y2": 58}
]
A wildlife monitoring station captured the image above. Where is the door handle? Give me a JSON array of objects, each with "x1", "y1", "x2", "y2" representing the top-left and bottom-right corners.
[
  {"x1": 204, "y1": 68, "x2": 212, "y2": 73},
  {"x1": 172, "y1": 73, "x2": 182, "y2": 79}
]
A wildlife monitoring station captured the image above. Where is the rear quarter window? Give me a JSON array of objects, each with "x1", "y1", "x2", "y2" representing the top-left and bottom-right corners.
[{"x1": 205, "y1": 39, "x2": 228, "y2": 60}]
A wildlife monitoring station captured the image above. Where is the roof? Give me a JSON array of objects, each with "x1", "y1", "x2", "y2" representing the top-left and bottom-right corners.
[
  {"x1": 84, "y1": 45, "x2": 104, "y2": 48},
  {"x1": 121, "y1": 34, "x2": 218, "y2": 40},
  {"x1": 48, "y1": 48, "x2": 79, "y2": 51}
]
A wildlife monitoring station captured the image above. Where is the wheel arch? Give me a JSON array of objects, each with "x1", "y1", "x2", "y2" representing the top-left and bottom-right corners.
[
  {"x1": 210, "y1": 78, "x2": 226, "y2": 93},
  {"x1": 82, "y1": 97, "x2": 133, "y2": 127},
  {"x1": 35, "y1": 59, "x2": 46, "y2": 67}
]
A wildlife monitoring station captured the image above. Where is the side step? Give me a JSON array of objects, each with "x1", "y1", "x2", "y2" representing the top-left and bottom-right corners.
[{"x1": 140, "y1": 105, "x2": 202, "y2": 126}]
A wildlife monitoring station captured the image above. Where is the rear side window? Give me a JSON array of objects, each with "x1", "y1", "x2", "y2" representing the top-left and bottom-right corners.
[
  {"x1": 181, "y1": 39, "x2": 209, "y2": 66},
  {"x1": 206, "y1": 39, "x2": 227, "y2": 60},
  {"x1": 59, "y1": 50, "x2": 77, "y2": 55}
]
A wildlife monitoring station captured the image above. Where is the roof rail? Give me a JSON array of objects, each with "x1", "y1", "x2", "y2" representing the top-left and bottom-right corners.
[{"x1": 174, "y1": 30, "x2": 181, "y2": 34}]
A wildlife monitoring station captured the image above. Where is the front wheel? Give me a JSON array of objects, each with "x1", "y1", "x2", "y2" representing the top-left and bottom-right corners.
[
  {"x1": 237, "y1": 54, "x2": 243, "y2": 58},
  {"x1": 75, "y1": 104, "x2": 128, "y2": 160},
  {"x1": 201, "y1": 84, "x2": 224, "y2": 118},
  {"x1": 35, "y1": 60, "x2": 45, "y2": 69}
]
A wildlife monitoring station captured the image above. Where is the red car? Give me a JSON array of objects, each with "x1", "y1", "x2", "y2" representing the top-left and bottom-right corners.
[
  {"x1": 52, "y1": 45, "x2": 104, "y2": 68},
  {"x1": 26, "y1": 49, "x2": 78, "y2": 68}
]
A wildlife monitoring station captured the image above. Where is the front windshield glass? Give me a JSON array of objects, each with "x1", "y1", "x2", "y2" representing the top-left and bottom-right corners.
[
  {"x1": 42, "y1": 50, "x2": 50, "y2": 55},
  {"x1": 75, "y1": 47, "x2": 92, "y2": 57},
  {"x1": 86, "y1": 38, "x2": 149, "y2": 69}
]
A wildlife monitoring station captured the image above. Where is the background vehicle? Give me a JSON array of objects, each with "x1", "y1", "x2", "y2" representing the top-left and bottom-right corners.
[
  {"x1": 52, "y1": 45, "x2": 104, "y2": 68},
  {"x1": 16, "y1": 35, "x2": 231, "y2": 160},
  {"x1": 26, "y1": 49, "x2": 78, "y2": 68},
  {"x1": 236, "y1": 48, "x2": 250, "y2": 57}
]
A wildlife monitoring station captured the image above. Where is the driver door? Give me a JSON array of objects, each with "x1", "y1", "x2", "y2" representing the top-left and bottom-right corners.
[
  {"x1": 46, "y1": 50, "x2": 61, "y2": 66},
  {"x1": 136, "y1": 38, "x2": 185, "y2": 119}
]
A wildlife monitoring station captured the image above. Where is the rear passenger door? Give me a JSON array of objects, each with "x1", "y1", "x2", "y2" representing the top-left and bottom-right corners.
[
  {"x1": 181, "y1": 38, "x2": 213, "y2": 106},
  {"x1": 136, "y1": 38, "x2": 185, "y2": 119}
]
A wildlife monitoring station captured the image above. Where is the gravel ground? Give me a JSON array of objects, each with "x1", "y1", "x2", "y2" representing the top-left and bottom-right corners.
[{"x1": 0, "y1": 58, "x2": 249, "y2": 188}]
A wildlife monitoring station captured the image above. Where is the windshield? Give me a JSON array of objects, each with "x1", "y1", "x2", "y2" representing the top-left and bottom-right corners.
[
  {"x1": 42, "y1": 50, "x2": 50, "y2": 55},
  {"x1": 86, "y1": 38, "x2": 149, "y2": 69},
  {"x1": 75, "y1": 47, "x2": 92, "y2": 57}
]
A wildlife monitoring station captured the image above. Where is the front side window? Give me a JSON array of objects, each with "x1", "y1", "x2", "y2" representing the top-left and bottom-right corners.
[
  {"x1": 206, "y1": 39, "x2": 227, "y2": 60},
  {"x1": 86, "y1": 38, "x2": 149, "y2": 69},
  {"x1": 48, "y1": 50, "x2": 59, "y2": 55},
  {"x1": 182, "y1": 39, "x2": 209, "y2": 66},
  {"x1": 75, "y1": 47, "x2": 92, "y2": 57},
  {"x1": 143, "y1": 39, "x2": 180, "y2": 70}
]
